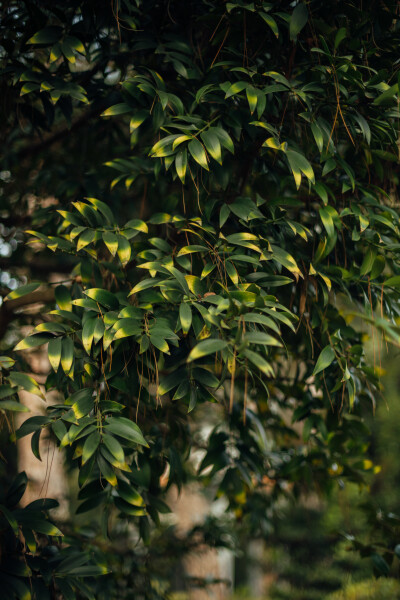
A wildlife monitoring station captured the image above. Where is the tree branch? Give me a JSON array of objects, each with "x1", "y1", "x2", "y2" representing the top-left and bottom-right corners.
[
  {"x1": 0, "y1": 257, "x2": 74, "y2": 276},
  {"x1": 0, "y1": 289, "x2": 55, "y2": 341}
]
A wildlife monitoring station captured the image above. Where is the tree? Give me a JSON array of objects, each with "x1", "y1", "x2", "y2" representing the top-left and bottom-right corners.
[{"x1": 1, "y1": 0, "x2": 400, "y2": 597}]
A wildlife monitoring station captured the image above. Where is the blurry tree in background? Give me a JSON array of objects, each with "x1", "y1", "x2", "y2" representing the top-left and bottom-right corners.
[{"x1": 1, "y1": 1, "x2": 400, "y2": 598}]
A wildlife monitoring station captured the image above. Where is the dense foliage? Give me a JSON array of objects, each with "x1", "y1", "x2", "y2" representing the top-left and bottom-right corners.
[{"x1": 1, "y1": 0, "x2": 400, "y2": 597}]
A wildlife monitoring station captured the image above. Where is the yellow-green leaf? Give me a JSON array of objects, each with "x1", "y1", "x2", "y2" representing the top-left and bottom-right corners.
[
  {"x1": 117, "y1": 235, "x2": 131, "y2": 266},
  {"x1": 188, "y1": 339, "x2": 228, "y2": 362},
  {"x1": 103, "y1": 231, "x2": 118, "y2": 256},
  {"x1": 179, "y1": 303, "x2": 192, "y2": 335},
  {"x1": 55, "y1": 285, "x2": 72, "y2": 311},
  {"x1": 48, "y1": 338, "x2": 62, "y2": 372},
  {"x1": 82, "y1": 318, "x2": 97, "y2": 354},
  {"x1": 200, "y1": 130, "x2": 222, "y2": 164},
  {"x1": 175, "y1": 149, "x2": 188, "y2": 183},
  {"x1": 61, "y1": 337, "x2": 74, "y2": 376},
  {"x1": 188, "y1": 139, "x2": 209, "y2": 170},
  {"x1": 77, "y1": 229, "x2": 95, "y2": 251}
]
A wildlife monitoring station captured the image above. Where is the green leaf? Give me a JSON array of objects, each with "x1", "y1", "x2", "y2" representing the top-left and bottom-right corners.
[
  {"x1": 16, "y1": 416, "x2": 49, "y2": 438},
  {"x1": 129, "y1": 277, "x2": 165, "y2": 295},
  {"x1": 313, "y1": 182, "x2": 328, "y2": 205},
  {"x1": 319, "y1": 206, "x2": 335, "y2": 238},
  {"x1": 334, "y1": 27, "x2": 346, "y2": 49},
  {"x1": 242, "y1": 313, "x2": 280, "y2": 334},
  {"x1": 172, "y1": 135, "x2": 192, "y2": 150},
  {"x1": 61, "y1": 337, "x2": 74, "y2": 376},
  {"x1": 260, "y1": 12, "x2": 279, "y2": 38},
  {"x1": 270, "y1": 245, "x2": 302, "y2": 277},
  {"x1": 384, "y1": 275, "x2": 400, "y2": 288},
  {"x1": 192, "y1": 368, "x2": 219, "y2": 388},
  {"x1": 72, "y1": 298, "x2": 100, "y2": 312},
  {"x1": 125, "y1": 219, "x2": 148, "y2": 233},
  {"x1": 188, "y1": 138, "x2": 209, "y2": 170},
  {"x1": 289, "y1": 3, "x2": 308, "y2": 41},
  {"x1": 61, "y1": 42, "x2": 76, "y2": 63},
  {"x1": 184, "y1": 275, "x2": 205, "y2": 296},
  {"x1": 311, "y1": 122, "x2": 323, "y2": 153},
  {"x1": 0, "y1": 400, "x2": 30, "y2": 412},
  {"x1": 246, "y1": 86, "x2": 258, "y2": 115},
  {"x1": 113, "y1": 318, "x2": 141, "y2": 340},
  {"x1": 28, "y1": 26, "x2": 62, "y2": 45},
  {"x1": 31, "y1": 429, "x2": 41, "y2": 460},
  {"x1": 114, "y1": 497, "x2": 146, "y2": 516},
  {"x1": 130, "y1": 110, "x2": 148, "y2": 132},
  {"x1": 360, "y1": 248, "x2": 377, "y2": 276},
  {"x1": 82, "y1": 431, "x2": 100, "y2": 464},
  {"x1": 312, "y1": 345, "x2": 335, "y2": 376},
  {"x1": 48, "y1": 338, "x2": 62, "y2": 372},
  {"x1": 103, "y1": 232, "x2": 119, "y2": 256},
  {"x1": 103, "y1": 434, "x2": 125, "y2": 463},
  {"x1": 0, "y1": 356, "x2": 15, "y2": 370},
  {"x1": 0, "y1": 384, "x2": 15, "y2": 399},
  {"x1": 14, "y1": 333, "x2": 53, "y2": 351},
  {"x1": 86, "y1": 198, "x2": 115, "y2": 224},
  {"x1": 158, "y1": 371, "x2": 185, "y2": 395},
  {"x1": 77, "y1": 229, "x2": 95, "y2": 251},
  {"x1": 177, "y1": 245, "x2": 208, "y2": 256},
  {"x1": 200, "y1": 131, "x2": 222, "y2": 164},
  {"x1": 150, "y1": 335, "x2": 169, "y2": 353},
  {"x1": 212, "y1": 127, "x2": 234, "y2": 154},
  {"x1": 179, "y1": 303, "x2": 192, "y2": 335},
  {"x1": 117, "y1": 235, "x2": 132, "y2": 266},
  {"x1": 8, "y1": 372, "x2": 44, "y2": 400},
  {"x1": 24, "y1": 517, "x2": 63, "y2": 537},
  {"x1": 188, "y1": 339, "x2": 228, "y2": 362},
  {"x1": 64, "y1": 35, "x2": 85, "y2": 54},
  {"x1": 82, "y1": 317, "x2": 97, "y2": 354},
  {"x1": 244, "y1": 349, "x2": 274, "y2": 377},
  {"x1": 150, "y1": 134, "x2": 180, "y2": 158},
  {"x1": 84, "y1": 288, "x2": 118, "y2": 309},
  {"x1": 225, "y1": 81, "x2": 247, "y2": 99},
  {"x1": 226, "y1": 261, "x2": 238, "y2": 284},
  {"x1": 201, "y1": 262, "x2": 217, "y2": 279},
  {"x1": 101, "y1": 103, "x2": 132, "y2": 117},
  {"x1": 72, "y1": 391, "x2": 94, "y2": 419},
  {"x1": 0, "y1": 504, "x2": 19, "y2": 535},
  {"x1": 105, "y1": 417, "x2": 149, "y2": 446},
  {"x1": 117, "y1": 480, "x2": 145, "y2": 507},
  {"x1": 20, "y1": 82, "x2": 39, "y2": 96},
  {"x1": 353, "y1": 112, "x2": 371, "y2": 145},
  {"x1": 93, "y1": 318, "x2": 105, "y2": 343},
  {"x1": 245, "y1": 332, "x2": 281, "y2": 346},
  {"x1": 373, "y1": 83, "x2": 398, "y2": 106},
  {"x1": 55, "y1": 285, "x2": 72, "y2": 311},
  {"x1": 6, "y1": 472, "x2": 28, "y2": 505},
  {"x1": 5, "y1": 282, "x2": 40, "y2": 301},
  {"x1": 175, "y1": 149, "x2": 188, "y2": 183},
  {"x1": 370, "y1": 255, "x2": 385, "y2": 280},
  {"x1": 287, "y1": 150, "x2": 315, "y2": 188}
]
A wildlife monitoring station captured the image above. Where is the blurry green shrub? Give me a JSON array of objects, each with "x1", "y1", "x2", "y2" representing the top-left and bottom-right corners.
[{"x1": 328, "y1": 578, "x2": 400, "y2": 600}]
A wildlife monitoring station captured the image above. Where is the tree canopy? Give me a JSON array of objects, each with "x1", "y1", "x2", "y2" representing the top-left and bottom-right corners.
[{"x1": 1, "y1": 1, "x2": 400, "y2": 598}]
